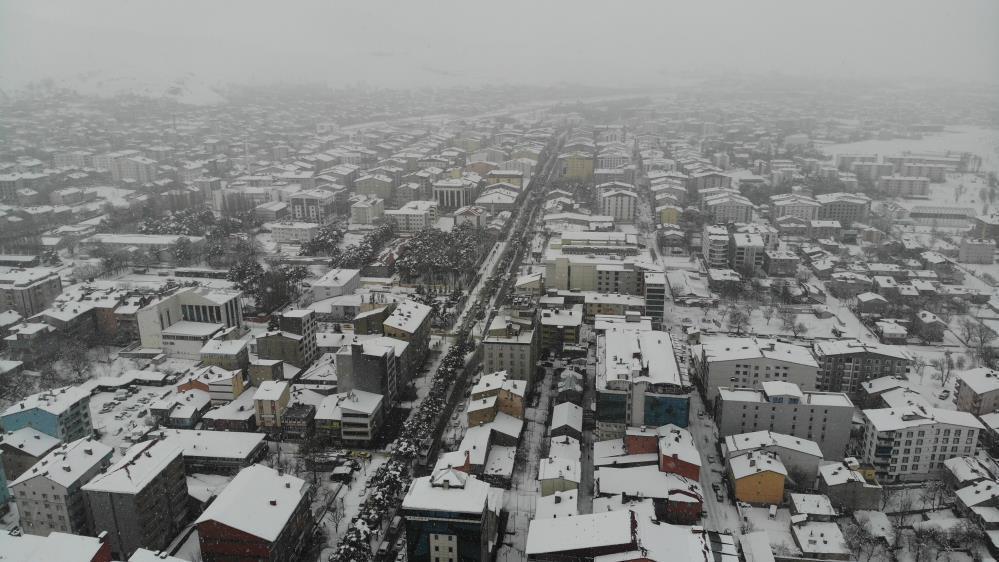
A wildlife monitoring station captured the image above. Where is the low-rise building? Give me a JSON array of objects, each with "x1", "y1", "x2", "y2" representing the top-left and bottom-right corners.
[
  {"x1": 1, "y1": 386, "x2": 92, "y2": 441},
  {"x1": 816, "y1": 461, "x2": 882, "y2": 512},
  {"x1": 727, "y1": 449, "x2": 786, "y2": 505},
  {"x1": 955, "y1": 368, "x2": 999, "y2": 416},
  {"x1": 959, "y1": 238, "x2": 995, "y2": 264},
  {"x1": 813, "y1": 339, "x2": 911, "y2": 394}
]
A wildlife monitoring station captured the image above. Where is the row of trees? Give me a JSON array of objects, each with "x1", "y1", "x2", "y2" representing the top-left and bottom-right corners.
[
  {"x1": 331, "y1": 223, "x2": 396, "y2": 269},
  {"x1": 299, "y1": 223, "x2": 346, "y2": 257}
]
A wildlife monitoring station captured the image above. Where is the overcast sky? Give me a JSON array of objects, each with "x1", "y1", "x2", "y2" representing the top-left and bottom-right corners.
[{"x1": 2, "y1": 0, "x2": 997, "y2": 91}]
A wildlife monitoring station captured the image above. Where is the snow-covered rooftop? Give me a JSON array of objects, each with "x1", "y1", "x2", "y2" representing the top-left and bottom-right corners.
[
  {"x1": 729, "y1": 449, "x2": 787, "y2": 479},
  {"x1": 725, "y1": 430, "x2": 822, "y2": 458},
  {"x1": 82, "y1": 439, "x2": 183, "y2": 495},
  {"x1": 196, "y1": 464, "x2": 310, "y2": 541},
  {"x1": 402, "y1": 468, "x2": 496, "y2": 515},
  {"x1": 534, "y1": 489, "x2": 579, "y2": 519},
  {"x1": 148, "y1": 428, "x2": 265, "y2": 460},
  {"x1": 2, "y1": 385, "x2": 90, "y2": 418},
  {"x1": 383, "y1": 299, "x2": 431, "y2": 334},
  {"x1": 0, "y1": 426, "x2": 60, "y2": 458},
  {"x1": 10, "y1": 437, "x2": 112, "y2": 488},
  {"x1": 526, "y1": 509, "x2": 633, "y2": 556}
]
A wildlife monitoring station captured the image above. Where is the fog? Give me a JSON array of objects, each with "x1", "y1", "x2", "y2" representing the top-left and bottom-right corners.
[{"x1": 2, "y1": 0, "x2": 998, "y2": 90}]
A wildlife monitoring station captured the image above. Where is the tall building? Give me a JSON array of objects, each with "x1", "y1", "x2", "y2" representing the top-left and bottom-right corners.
[
  {"x1": 861, "y1": 406, "x2": 983, "y2": 483},
  {"x1": 402, "y1": 469, "x2": 503, "y2": 562},
  {"x1": 816, "y1": 192, "x2": 871, "y2": 227},
  {"x1": 812, "y1": 339, "x2": 911, "y2": 394},
  {"x1": 257, "y1": 309, "x2": 317, "y2": 369},
  {"x1": 595, "y1": 327, "x2": 689, "y2": 440},
  {"x1": 82, "y1": 440, "x2": 188, "y2": 559},
  {"x1": 0, "y1": 268, "x2": 63, "y2": 318},
  {"x1": 136, "y1": 286, "x2": 243, "y2": 354},
  {"x1": 483, "y1": 313, "x2": 539, "y2": 389},
  {"x1": 196, "y1": 464, "x2": 314, "y2": 562},
  {"x1": 337, "y1": 337, "x2": 408, "y2": 409},
  {"x1": 714, "y1": 381, "x2": 854, "y2": 459},
  {"x1": 702, "y1": 225, "x2": 730, "y2": 269},
  {"x1": 290, "y1": 190, "x2": 336, "y2": 223},
  {"x1": 384, "y1": 200, "x2": 439, "y2": 232},
  {"x1": 10, "y1": 438, "x2": 113, "y2": 536},
  {"x1": 383, "y1": 300, "x2": 432, "y2": 378},
  {"x1": 1, "y1": 386, "x2": 92, "y2": 441}
]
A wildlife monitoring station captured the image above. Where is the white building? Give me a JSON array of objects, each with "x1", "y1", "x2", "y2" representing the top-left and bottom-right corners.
[
  {"x1": 715, "y1": 381, "x2": 854, "y2": 459},
  {"x1": 702, "y1": 225, "x2": 730, "y2": 269},
  {"x1": 309, "y1": 268, "x2": 361, "y2": 302},
  {"x1": 861, "y1": 405, "x2": 983, "y2": 482},
  {"x1": 10, "y1": 438, "x2": 114, "y2": 536},
  {"x1": 350, "y1": 195, "x2": 385, "y2": 225},
  {"x1": 692, "y1": 337, "x2": 819, "y2": 401},
  {"x1": 271, "y1": 222, "x2": 320, "y2": 244},
  {"x1": 384, "y1": 200, "x2": 439, "y2": 232},
  {"x1": 136, "y1": 286, "x2": 243, "y2": 355},
  {"x1": 729, "y1": 232, "x2": 765, "y2": 272}
]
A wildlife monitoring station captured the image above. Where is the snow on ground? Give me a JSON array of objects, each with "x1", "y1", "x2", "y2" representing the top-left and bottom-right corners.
[
  {"x1": 821, "y1": 126, "x2": 999, "y2": 173},
  {"x1": 739, "y1": 506, "x2": 799, "y2": 555},
  {"x1": 318, "y1": 453, "x2": 389, "y2": 561}
]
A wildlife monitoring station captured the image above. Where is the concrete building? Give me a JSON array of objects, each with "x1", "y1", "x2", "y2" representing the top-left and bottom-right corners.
[
  {"x1": 714, "y1": 381, "x2": 854, "y2": 459},
  {"x1": 816, "y1": 193, "x2": 871, "y2": 227},
  {"x1": 959, "y1": 238, "x2": 995, "y2": 264},
  {"x1": 702, "y1": 225, "x2": 730, "y2": 269},
  {"x1": 599, "y1": 190, "x2": 637, "y2": 223},
  {"x1": 257, "y1": 309, "x2": 317, "y2": 369},
  {"x1": 813, "y1": 339, "x2": 911, "y2": 394},
  {"x1": 290, "y1": 189, "x2": 336, "y2": 223},
  {"x1": 0, "y1": 268, "x2": 63, "y2": 318},
  {"x1": 337, "y1": 337, "x2": 408, "y2": 410},
  {"x1": 254, "y1": 381, "x2": 290, "y2": 432},
  {"x1": 595, "y1": 328, "x2": 689, "y2": 440},
  {"x1": 483, "y1": 314, "x2": 539, "y2": 389},
  {"x1": 955, "y1": 368, "x2": 999, "y2": 416},
  {"x1": 309, "y1": 268, "x2": 361, "y2": 302},
  {"x1": 1, "y1": 386, "x2": 92, "y2": 441},
  {"x1": 136, "y1": 286, "x2": 243, "y2": 354},
  {"x1": 196, "y1": 464, "x2": 314, "y2": 562},
  {"x1": 271, "y1": 222, "x2": 320, "y2": 244},
  {"x1": 860, "y1": 405, "x2": 983, "y2": 482},
  {"x1": 383, "y1": 300, "x2": 432, "y2": 379},
  {"x1": 643, "y1": 272, "x2": 666, "y2": 330},
  {"x1": 729, "y1": 233, "x2": 765, "y2": 272},
  {"x1": 350, "y1": 195, "x2": 385, "y2": 225},
  {"x1": 402, "y1": 469, "x2": 503, "y2": 562},
  {"x1": 724, "y1": 430, "x2": 823, "y2": 488},
  {"x1": 816, "y1": 461, "x2": 881, "y2": 512},
  {"x1": 0, "y1": 428, "x2": 60, "y2": 482},
  {"x1": 879, "y1": 175, "x2": 930, "y2": 198},
  {"x1": 82, "y1": 440, "x2": 188, "y2": 559},
  {"x1": 82, "y1": 234, "x2": 206, "y2": 264},
  {"x1": 692, "y1": 337, "x2": 819, "y2": 401},
  {"x1": 727, "y1": 449, "x2": 786, "y2": 505},
  {"x1": 384, "y1": 200, "x2": 439, "y2": 232},
  {"x1": 10, "y1": 438, "x2": 113, "y2": 537}
]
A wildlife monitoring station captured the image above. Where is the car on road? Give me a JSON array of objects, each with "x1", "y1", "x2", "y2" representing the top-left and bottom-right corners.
[
  {"x1": 715, "y1": 490, "x2": 725, "y2": 502},
  {"x1": 707, "y1": 455, "x2": 717, "y2": 463},
  {"x1": 711, "y1": 483, "x2": 721, "y2": 492}
]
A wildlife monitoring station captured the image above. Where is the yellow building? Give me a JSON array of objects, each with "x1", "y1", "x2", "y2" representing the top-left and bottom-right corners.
[
  {"x1": 728, "y1": 450, "x2": 786, "y2": 505},
  {"x1": 657, "y1": 205, "x2": 683, "y2": 226},
  {"x1": 253, "y1": 380, "x2": 290, "y2": 431},
  {"x1": 467, "y1": 395, "x2": 498, "y2": 426},
  {"x1": 559, "y1": 152, "x2": 594, "y2": 181}
]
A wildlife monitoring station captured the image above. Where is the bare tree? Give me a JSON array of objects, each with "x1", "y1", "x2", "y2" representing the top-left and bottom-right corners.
[
  {"x1": 791, "y1": 322, "x2": 809, "y2": 337},
  {"x1": 920, "y1": 480, "x2": 953, "y2": 511},
  {"x1": 912, "y1": 355, "x2": 928, "y2": 384},
  {"x1": 727, "y1": 308, "x2": 750, "y2": 335},
  {"x1": 842, "y1": 519, "x2": 884, "y2": 562},
  {"x1": 930, "y1": 352, "x2": 955, "y2": 387},
  {"x1": 762, "y1": 305, "x2": 776, "y2": 325}
]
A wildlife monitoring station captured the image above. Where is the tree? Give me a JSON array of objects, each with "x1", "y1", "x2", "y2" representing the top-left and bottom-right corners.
[
  {"x1": 842, "y1": 519, "x2": 884, "y2": 562},
  {"x1": 930, "y1": 351, "x2": 954, "y2": 387},
  {"x1": 779, "y1": 310, "x2": 796, "y2": 333},
  {"x1": 912, "y1": 355, "x2": 928, "y2": 384},
  {"x1": 920, "y1": 480, "x2": 953, "y2": 511},
  {"x1": 58, "y1": 336, "x2": 91, "y2": 382},
  {"x1": 791, "y1": 322, "x2": 808, "y2": 337},
  {"x1": 172, "y1": 236, "x2": 197, "y2": 266},
  {"x1": 727, "y1": 308, "x2": 750, "y2": 335},
  {"x1": 763, "y1": 305, "x2": 776, "y2": 325}
]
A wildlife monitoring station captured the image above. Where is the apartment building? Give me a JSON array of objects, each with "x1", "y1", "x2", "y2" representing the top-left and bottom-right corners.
[
  {"x1": 1, "y1": 386, "x2": 92, "y2": 441},
  {"x1": 383, "y1": 299, "x2": 433, "y2": 378},
  {"x1": 599, "y1": 190, "x2": 637, "y2": 223},
  {"x1": 812, "y1": 339, "x2": 912, "y2": 394},
  {"x1": 0, "y1": 268, "x2": 63, "y2": 318},
  {"x1": 271, "y1": 222, "x2": 320, "y2": 244},
  {"x1": 337, "y1": 337, "x2": 408, "y2": 410},
  {"x1": 714, "y1": 381, "x2": 854, "y2": 459},
  {"x1": 861, "y1": 405, "x2": 983, "y2": 483},
  {"x1": 643, "y1": 272, "x2": 666, "y2": 330},
  {"x1": 702, "y1": 225, "x2": 730, "y2": 269},
  {"x1": 254, "y1": 381, "x2": 290, "y2": 432},
  {"x1": 350, "y1": 195, "x2": 385, "y2": 225},
  {"x1": 878, "y1": 175, "x2": 930, "y2": 198},
  {"x1": 595, "y1": 328, "x2": 689, "y2": 440},
  {"x1": 816, "y1": 192, "x2": 871, "y2": 226},
  {"x1": 290, "y1": 189, "x2": 336, "y2": 223},
  {"x1": 959, "y1": 238, "x2": 994, "y2": 264},
  {"x1": 770, "y1": 194, "x2": 821, "y2": 221},
  {"x1": 309, "y1": 268, "x2": 361, "y2": 302},
  {"x1": 729, "y1": 233, "x2": 765, "y2": 272},
  {"x1": 196, "y1": 464, "x2": 314, "y2": 562},
  {"x1": 82, "y1": 440, "x2": 188, "y2": 559},
  {"x1": 483, "y1": 314, "x2": 539, "y2": 388},
  {"x1": 10, "y1": 438, "x2": 113, "y2": 536},
  {"x1": 955, "y1": 368, "x2": 999, "y2": 416},
  {"x1": 384, "y1": 200, "x2": 439, "y2": 232},
  {"x1": 691, "y1": 337, "x2": 819, "y2": 401}
]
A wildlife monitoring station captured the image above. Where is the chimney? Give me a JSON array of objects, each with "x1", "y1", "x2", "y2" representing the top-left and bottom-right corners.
[{"x1": 269, "y1": 500, "x2": 277, "y2": 506}]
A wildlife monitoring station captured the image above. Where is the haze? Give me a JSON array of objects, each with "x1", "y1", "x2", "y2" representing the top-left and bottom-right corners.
[{"x1": 2, "y1": 0, "x2": 998, "y2": 90}]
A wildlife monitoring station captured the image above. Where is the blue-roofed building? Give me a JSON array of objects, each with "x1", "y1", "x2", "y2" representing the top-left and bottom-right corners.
[{"x1": 1, "y1": 386, "x2": 92, "y2": 441}]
